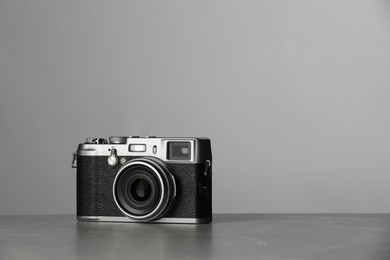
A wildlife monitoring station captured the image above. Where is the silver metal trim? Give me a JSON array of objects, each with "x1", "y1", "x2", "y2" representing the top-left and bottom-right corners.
[
  {"x1": 112, "y1": 160, "x2": 176, "y2": 221},
  {"x1": 76, "y1": 137, "x2": 211, "y2": 164},
  {"x1": 77, "y1": 216, "x2": 212, "y2": 224}
]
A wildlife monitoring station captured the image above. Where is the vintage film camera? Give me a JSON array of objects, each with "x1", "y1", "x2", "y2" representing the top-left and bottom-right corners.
[{"x1": 72, "y1": 136, "x2": 212, "y2": 224}]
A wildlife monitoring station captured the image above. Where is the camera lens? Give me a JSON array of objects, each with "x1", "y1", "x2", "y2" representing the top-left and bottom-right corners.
[
  {"x1": 113, "y1": 157, "x2": 176, "y2": 221},
  {"x1": 130, "y1": 179, "x2": 152, "y2": 202}
]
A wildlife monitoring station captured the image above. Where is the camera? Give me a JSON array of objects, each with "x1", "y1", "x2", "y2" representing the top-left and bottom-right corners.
[{"x1": 72, "y1": 136, "x2": 212, "y2": 224}]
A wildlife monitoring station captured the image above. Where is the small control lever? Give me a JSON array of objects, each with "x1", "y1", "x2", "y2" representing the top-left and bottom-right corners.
[{"x1": 107, "y1": 147, "x2": 119, "y2": 167}]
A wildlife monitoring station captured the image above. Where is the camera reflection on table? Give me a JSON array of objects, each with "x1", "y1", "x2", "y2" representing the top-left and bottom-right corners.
[{"x1": 75, "y1": 221, "x2": 213, "y2": 259}]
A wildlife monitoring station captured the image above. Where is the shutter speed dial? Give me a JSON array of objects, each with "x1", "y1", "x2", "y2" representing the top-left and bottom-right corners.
[{"x1": 109, "y1": 136, "x2": 127, "y2": 144}]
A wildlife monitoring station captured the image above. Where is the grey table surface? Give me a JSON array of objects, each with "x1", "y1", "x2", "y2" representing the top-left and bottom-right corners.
[{"x1": 0, "y1": 214, "x2": 389, "y2": 260}]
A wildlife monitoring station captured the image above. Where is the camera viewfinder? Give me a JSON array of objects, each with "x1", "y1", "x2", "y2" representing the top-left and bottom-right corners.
[{"x1": 167, "y1": 142, "x2": 191, "y2": 160}]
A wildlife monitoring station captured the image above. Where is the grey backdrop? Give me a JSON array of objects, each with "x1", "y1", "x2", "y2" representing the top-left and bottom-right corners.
[{"x1": 0, "y1": 0, "x2": 389, "y2": 215}]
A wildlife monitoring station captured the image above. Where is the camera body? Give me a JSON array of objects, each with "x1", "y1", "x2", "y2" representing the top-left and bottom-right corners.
[{"x1": 73, "y1": 136, "x2": 212, "y2": 224}]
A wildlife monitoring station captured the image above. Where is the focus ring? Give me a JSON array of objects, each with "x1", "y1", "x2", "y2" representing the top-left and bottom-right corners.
[{"x1": 113, "y1": 157, "x2": 176, "y2": 221}]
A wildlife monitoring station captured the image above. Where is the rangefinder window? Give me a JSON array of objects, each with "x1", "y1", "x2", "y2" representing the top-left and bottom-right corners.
[{"x1": 167, "y1": 142, "x2": 191, "y2": 160}]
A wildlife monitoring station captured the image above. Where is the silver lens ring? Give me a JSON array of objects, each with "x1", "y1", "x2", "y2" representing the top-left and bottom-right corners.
[{"x1": 113, "y1": 157, "x2": 176, "y2": 221}]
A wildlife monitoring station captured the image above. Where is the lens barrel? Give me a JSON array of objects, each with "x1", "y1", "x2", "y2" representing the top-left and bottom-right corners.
[{"x1": 113, "y1": 157, "x2": 176, "y2": 221}]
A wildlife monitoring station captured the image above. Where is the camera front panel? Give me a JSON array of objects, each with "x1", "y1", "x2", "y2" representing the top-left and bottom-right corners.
[
  {"x1": 77, "y1": 156, "x2": 212, "y2": 222},
  {"x1": 77, "y1": 156, "x2": 123, "y2": 217},
  {"x1": 164, "y1": 162, "x2": 212, "y2": 219}
]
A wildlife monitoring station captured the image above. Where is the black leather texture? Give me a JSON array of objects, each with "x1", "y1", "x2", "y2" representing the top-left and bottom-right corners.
[{"x1": 77, "y1": 156, "x2": 212, "y2": 219}]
